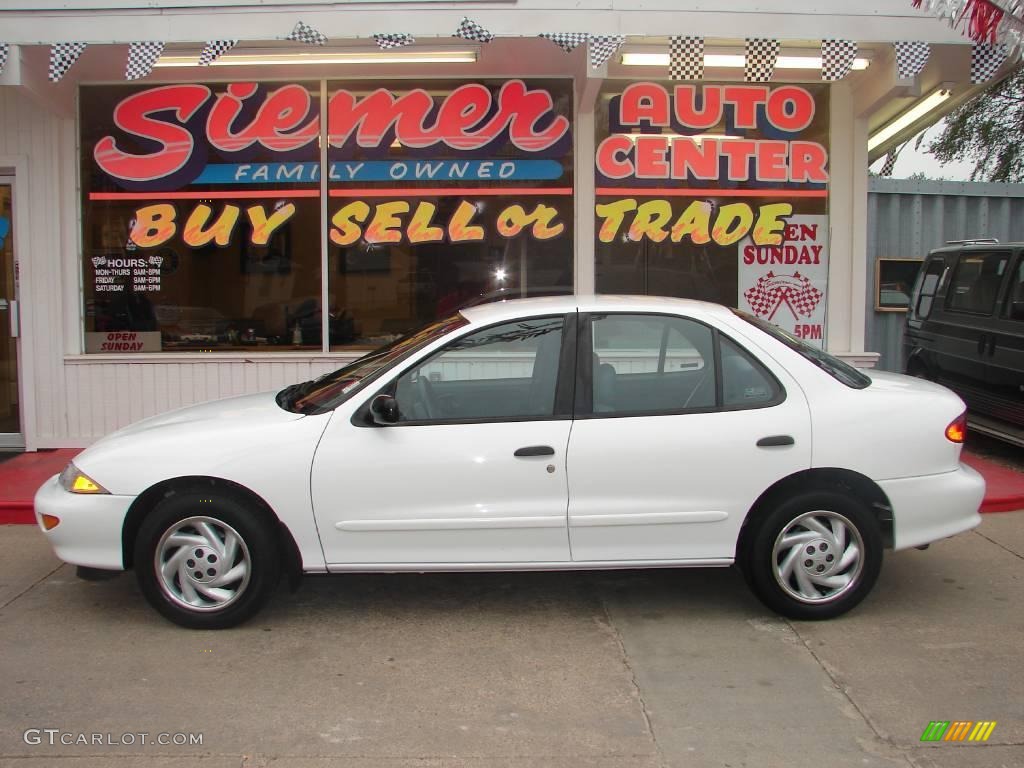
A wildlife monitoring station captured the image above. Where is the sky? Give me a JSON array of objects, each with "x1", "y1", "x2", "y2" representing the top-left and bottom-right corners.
[{"x1": 868, "y1": 121, "x2": 978, "y2": 180}]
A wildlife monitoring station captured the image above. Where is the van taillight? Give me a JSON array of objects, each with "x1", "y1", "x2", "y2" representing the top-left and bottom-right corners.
[{"x1": 945, "y1": 413, "x2": 967, "y2": 443}]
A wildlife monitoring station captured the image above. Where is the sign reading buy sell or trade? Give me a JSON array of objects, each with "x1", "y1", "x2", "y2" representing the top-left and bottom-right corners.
[{"x1": 738, "y1": 214, "x2": 828, "y2": 348}]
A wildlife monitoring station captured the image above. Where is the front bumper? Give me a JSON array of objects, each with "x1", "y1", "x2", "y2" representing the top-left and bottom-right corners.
[
  {"x1": 34, "y1": 475, "x2": 135, "y2": 570},
  {"x1": 881, "y1": 463, "x2": 985, "y2": 551}
]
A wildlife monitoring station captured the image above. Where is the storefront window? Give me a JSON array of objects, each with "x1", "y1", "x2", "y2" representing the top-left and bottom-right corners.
[
  {"x1": 325, "y1": 79, "x2": 574, "y2": 350},
  {"x1": 594, "y1": 82, "x2": 830, "y2": 347},
  {"x1": 79, "y1": 78, "x2": 574, "y2": 354},
  {"x1": 81, "y1": 82, "x2": 324, "y2": 352}
]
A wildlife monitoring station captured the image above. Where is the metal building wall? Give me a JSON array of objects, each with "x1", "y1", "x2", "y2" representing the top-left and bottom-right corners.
[{"x1": 867, "y1": 178, "x2": 1024, "y2": 371}]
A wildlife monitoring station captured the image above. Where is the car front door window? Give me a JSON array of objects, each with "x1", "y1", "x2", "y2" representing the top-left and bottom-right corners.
[{"x1": 392, "y1": 316, "x2": 566, "y2": 423}]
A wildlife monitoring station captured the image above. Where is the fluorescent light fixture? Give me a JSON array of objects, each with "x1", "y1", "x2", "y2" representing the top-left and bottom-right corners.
[
  {"x1": 621, "y1": 52, "x2": 870, "y2": 71},
  {"x1": 154, "y1": 50, "x2": 478, "y2": 67},
  {"x1": 868, "y1": 88, "x2": 952, "y2": 151}
]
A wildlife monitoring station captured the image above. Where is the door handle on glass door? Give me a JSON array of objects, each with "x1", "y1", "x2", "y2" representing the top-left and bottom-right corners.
[{"x1": 514, "y1": 446, "x2": 555, "y2": 457}]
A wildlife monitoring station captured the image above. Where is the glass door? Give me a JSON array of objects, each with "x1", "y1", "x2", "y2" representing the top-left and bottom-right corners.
[{"x1": 0, "y1": 179, "x2": 21, "y2": 448}]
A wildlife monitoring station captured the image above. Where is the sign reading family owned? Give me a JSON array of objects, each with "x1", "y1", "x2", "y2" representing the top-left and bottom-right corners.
[{"x1": 82, "y1": 80, "x2": 574, "y2": 250}]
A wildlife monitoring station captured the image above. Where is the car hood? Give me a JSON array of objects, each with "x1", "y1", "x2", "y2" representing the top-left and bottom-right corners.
[{"x1": 102, "y1": 391, "x2": 301, "y2": 442}]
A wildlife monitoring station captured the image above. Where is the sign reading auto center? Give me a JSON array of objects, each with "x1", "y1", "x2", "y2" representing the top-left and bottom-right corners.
[{"x1": 594, "y1": 82, "x2": 830, "y2": 348}]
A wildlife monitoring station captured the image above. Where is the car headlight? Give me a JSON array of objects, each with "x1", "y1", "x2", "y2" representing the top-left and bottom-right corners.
[{"x1": 58, "y1": 462, "x2": 109, "y2": 494}]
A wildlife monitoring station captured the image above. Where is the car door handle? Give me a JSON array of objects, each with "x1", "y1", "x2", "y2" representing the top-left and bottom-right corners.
[
  {"x1": 757, "y1": 435, "x2": 794, "y2": 447},
  {"x1": 514, "y1": 445, "x2": 555, "y2": 457}
]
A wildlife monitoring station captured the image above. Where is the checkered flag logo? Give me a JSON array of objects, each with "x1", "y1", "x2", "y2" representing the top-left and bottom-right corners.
[
  {"x1": 880, "y1": 150, "x2": 898, "y2": 176},
  {"x1": 821, "y1": 39, "x2": 857, "y2": 81},
  {"x1": 48, "y1": 42, "x2": 87, "y2": 82},
  {"x1": 0, "y1": 44, "x2": 9, "y2": 76},
  {"x1": 454, "y1": 17, "x2": 494, "y2": 44},
  {"x1": 972, "y1": 42, "x2": 1008, "y2": 83},
  {"x1": 894, "y1": 41, "x2": 930, "y2": 79},
  {"x1": 373, "y1": 33, "x2": 415, "y2": 50},
  {"x1": 745, "y1": 38, "x2": 778, "y2": 82},
  {"x1": 199, "y1": 40, "x2": 238, "y2": 66},
  {"x1": 745, "y1": 271, "x2": 823, "y2": 320},
  {"x1": 670, "y1": 36, "x2": 704, "y2": 80},
  {"x1": 589, "y1": 34, "x2": 625, "y2": 69},
  {"x1": 287, "y1": 21, "x2": 327, "y2": 46},
  {"x1": 540, "y1": 33, "x2": 588, "y2": 53},
  {"x1": 125, "y1": 41, "x2": 164, "y2": 81}
]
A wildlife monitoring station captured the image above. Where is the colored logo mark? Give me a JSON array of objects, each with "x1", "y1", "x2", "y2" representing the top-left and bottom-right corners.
[
  {"x1": 920, "y1": 721, "x2": 997, "y2": 742},
  {"x1": 0, "y1": 216, "x2": 9, "y2": 249}
]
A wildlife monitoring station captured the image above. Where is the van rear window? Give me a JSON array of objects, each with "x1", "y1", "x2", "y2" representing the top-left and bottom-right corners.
[{"x1": 947, "y1": 252, "x2": 1009, "y2": 315}]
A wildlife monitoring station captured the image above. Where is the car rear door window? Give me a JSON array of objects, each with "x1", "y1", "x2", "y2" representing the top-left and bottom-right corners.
[
  {"x1": 721, "y1": 336, "x2": 780, "y2": 406},
  {"x1": 590, "y1": 314, "x2": 716, "y2": 414},
  {"x1": 392, "y1": 316, "x2": 566, "y2": 423}
]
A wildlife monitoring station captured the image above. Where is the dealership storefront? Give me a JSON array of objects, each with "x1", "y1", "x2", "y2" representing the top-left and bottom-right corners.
[{"x1": 0, "y1": 2, "x2": 997, "y2": 448}]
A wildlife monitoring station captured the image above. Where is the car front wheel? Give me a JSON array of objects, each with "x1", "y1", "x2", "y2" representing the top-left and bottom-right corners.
[
  {"x1": 134, "y1": 490, "x2": 280, "y2": 629},
  {"x1": 744, "y1": 491, "x2": 882, "y2": 620}
]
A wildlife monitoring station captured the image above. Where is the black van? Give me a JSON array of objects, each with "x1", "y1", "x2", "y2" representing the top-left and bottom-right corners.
[{"x1": 904, "y1": 240, "x2": 1024, "y2": 447}]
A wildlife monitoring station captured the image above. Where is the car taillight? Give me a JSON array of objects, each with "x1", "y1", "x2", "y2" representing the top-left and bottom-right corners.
[{"x1": 945, "y1": 413, "x2": 967, "y2": 443}]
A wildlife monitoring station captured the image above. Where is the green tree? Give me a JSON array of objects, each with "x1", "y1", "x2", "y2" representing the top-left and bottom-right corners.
[{"x1": 928, "y1": 66, "x2": 1024, "y2": 182}]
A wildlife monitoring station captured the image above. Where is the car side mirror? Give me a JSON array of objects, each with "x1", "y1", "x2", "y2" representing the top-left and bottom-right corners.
[{"x1": 369, "y1": 394, "x2": 399, "y2": 426}]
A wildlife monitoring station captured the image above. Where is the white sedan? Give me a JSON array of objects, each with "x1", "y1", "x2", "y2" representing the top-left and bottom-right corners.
[{"x1": 35, "y1": 296, "x2": 985, "y2": 628}]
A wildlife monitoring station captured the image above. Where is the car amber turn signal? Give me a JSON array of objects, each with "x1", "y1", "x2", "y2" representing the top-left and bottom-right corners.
[
  {"x1": 945, "y1": 413, "x2": 967, "y2": 443},
  {"x1": 41, "y1": 514, "x2": 61, "y2": 530},
  {"x1": 58, "y1": 463, "x2": 109, "y2": 494}
]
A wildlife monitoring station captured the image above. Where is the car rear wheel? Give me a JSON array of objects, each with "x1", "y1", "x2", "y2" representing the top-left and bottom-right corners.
[
  {"x1": 743, "y1": 491, "x2": 882, "y2": 620},
  {"x1": 134, "y1": 490, "x2": 279, "y2": 629}
]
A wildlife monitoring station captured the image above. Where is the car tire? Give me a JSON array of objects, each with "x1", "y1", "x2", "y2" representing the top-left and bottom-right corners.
[
  {"x1": 134, "y1": 489, "x2": 280, "y2": 629},
  {"x1": 743, "y1": 490, "x2": 882, "y2": 620}
]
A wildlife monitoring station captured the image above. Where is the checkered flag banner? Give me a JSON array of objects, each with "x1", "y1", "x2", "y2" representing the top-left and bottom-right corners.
[
  {"x1": 880, "y1": 150, "x2": 898, "y2": 176},
  {"x1": 972, "y1": 42, "x2": 1009, "y2": 82},
  {"x1": 48, "y1": 42, "x2": 87, "y2": 82},
  {"x1": 0, "y1": 44, "x2": 8, "y2": 75},
  {"x1": 894, "y1": 41, "x2": 930, "y2": 78},
  {"x1": 373, "y1": 33, "x2": 415, "y2": 50},
  {"x1": 199, "y1": 40, "x2": 238, "y2": 65},
  {"x1": 287, "y1": 21, "x2": 327, "y2": 46},
  {"x1": 789, "y1": 273, "x2": 823, "y2": 318},
  {"x1": 744, "y1": 273, "x2": 777, "y2": 317},
  {"x1": 821, "y1": 39, "x2": 857, "y2": 81},
  {"x1": 125, "y1": 41, "x2": 164, "y2": 81},
  {"x1": 454, "y1": 17, "x2": 494, "y2": 43},
  {"x1": 669, "y1": 36, "x2": 704, "y2": 80},
  {"x1": 589, "y1": 34, "x2": 625, "y2": 69},
  {"x1": 539, "y1": 33, "x2": 588, "y2": 53},
  {"x1": 745, "y1": 38, "x2": 778, "y2": 82}
]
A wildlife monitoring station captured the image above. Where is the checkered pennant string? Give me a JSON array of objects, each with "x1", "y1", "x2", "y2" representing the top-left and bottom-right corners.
[
  {"x1": 745, "y1": 38, "x2": 778, "y2": 82},
  {"x1": 539, "y1": 33, "x2": 588, "y2": 53},
  {"x1": 589, "y1": 34, "x2": 625, "y2": 69},
  {"x1": 125, "y1": 41, "x2": 164, "y2": 81},
  {"x1": 894, "y1": 41, "x2": 930, "y2": 78},
  {"x1": 879, "y1": 150, "x2": 898, "y2": 176},
  {"x1": 199, "y1": 40, "x2": 238, "y2": 66},
  {"x1": 48, "y1": 42, "x2": 87, "y2": 82},
  {"x1": 821, "y1": 39, "x2": 857, "y2": 81},
  {"x1": 669, "y1": 36, "x2": 704, "y2": 80},
  {"x1": 287, "y1": 21, "x2": 327, "y2": 46},
  {"x1": 0, "y1": 44, "x2": 8, "y2": 75},
  {"x1": 972, "y1": 42, "x2": 1008, "y2": 81},
  {"x1": 453, "y1": 17, "x2": 494, "y2": 43},
  {"x1": 373, "y1": 33, "x2": 415, "y2": 50}
]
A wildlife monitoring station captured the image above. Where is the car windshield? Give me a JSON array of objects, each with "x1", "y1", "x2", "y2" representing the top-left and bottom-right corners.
[
  {"x1": 276, "y1": 313, "x2": 469, "y2": 415},
  {"x1": 733, "y1": 309, "x2": 871, "y2": 389}
]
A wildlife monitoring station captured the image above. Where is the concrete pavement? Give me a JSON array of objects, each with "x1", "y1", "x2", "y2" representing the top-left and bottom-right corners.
[{"x1": 1, "y1": 513, "x2": 1022, "y2": 768}]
